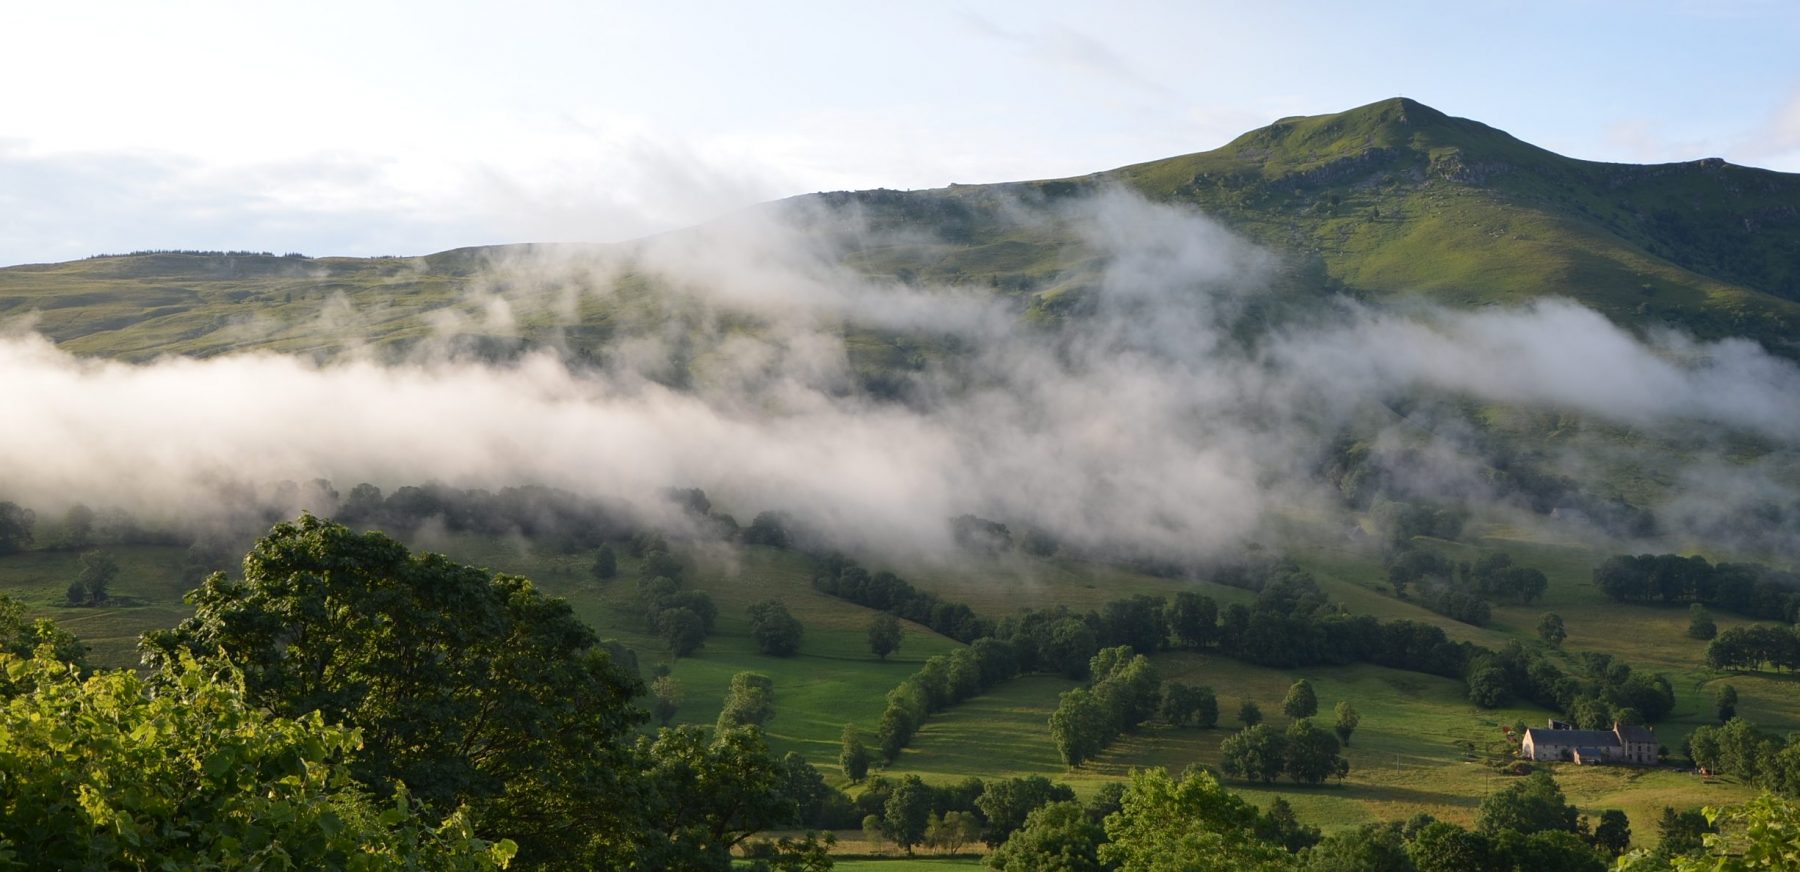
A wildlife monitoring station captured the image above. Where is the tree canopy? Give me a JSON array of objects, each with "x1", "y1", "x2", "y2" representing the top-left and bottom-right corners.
[{"x1": 141, "y1": 515, "x2": 644, "y2": 869}]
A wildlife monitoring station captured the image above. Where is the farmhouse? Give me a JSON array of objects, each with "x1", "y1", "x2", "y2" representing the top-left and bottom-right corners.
[{"x1": 1520, "y1": 720, "x2": 1658, "y2": 764}]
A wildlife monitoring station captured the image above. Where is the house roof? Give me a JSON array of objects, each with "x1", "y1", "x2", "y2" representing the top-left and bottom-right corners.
[
  {"x1": 1617, "y1": 724, "x2": 1657, "y2": 744},
  {"x1": 1524, "y1": 728, "x2": 1619, "y2": 748}
]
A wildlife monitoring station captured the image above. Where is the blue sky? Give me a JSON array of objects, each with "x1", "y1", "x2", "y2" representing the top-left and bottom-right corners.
[{"x1": 3, "y1": 0, "x2": 1798, "y2": 265}]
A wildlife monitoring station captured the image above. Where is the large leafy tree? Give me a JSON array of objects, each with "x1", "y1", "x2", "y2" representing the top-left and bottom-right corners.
[
  {"x1": 0, "y1": 649, "x2": 514, "y2": 870},
  {"x1": 987, "y1": 801, "x2": 1108, "y2": 872},
  {"x1": 1098, "y1": 768, "x2": 1292, "y2": 871},
  {"x1": 1220, "y1": 725, "x2": 1288, "y2": 784},
  {"x1": 1283, "y1": 719, "x2": 1348, "y2": 785},
  {"x1": 630, "y1": 724, "x2": 820, "y2": 870},
  {"x1": 977, "y1": 775, "x2": 1078, "y2": 847},
  {"x1": 141, "y1": 515, "x2": 643, "y2": 869},
  {"x1": 1282, "y1": 679, "x2": 1318, "y2": 720},
  {"x1": 1475, "y1": 771, "x2": 1580, "y2": 836},
  {"x1": 747, "y1": 599, "x2": 805, "y2": 656}
]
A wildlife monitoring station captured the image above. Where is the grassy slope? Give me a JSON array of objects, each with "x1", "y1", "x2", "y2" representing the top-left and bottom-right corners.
[{"x1": 10, "y1": 525, "x2": 1783, "y2": 847}]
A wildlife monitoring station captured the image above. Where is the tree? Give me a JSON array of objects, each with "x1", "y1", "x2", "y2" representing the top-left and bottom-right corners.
[
  {"x1": 68, "y1": 549, "x2": 118, "y2": 605},
  {"x1": 862, "y1": 814, "x2": 888, "y2": 855},
  {"x1": 1239, "y1": 699, "x2": 1264, "y2": 728},
  {"x1": 717, "y1": 672, "x2": 776, "y2": 733},
  {"x1": 1538, "y1": 613, "x2": 1567, "y2": 647},
  {"x1": 840, "y1": 723, "x2": 871, "y2": 783},
  {"x1": 1220, "y1": 724, "x2": 1288, "y2": 783},
  {"x1": 1162, "y1": 682, "x2": 1215, "y2": 726},
  {"x1": 1283, "y1": 679, "x2": 1319, "y2": 720},
  {"x1": 139, "y1": 515, "x2": 642, "y2": 869},
  {"x1": 1715, "y1": 684, "x2": 1739, "y2": 723},
  {"x1": 1615, "y1": 794, "x2": 1798, "y2": 870},
  {"x1": 987, "y1": 801, "x2": 1107, "y2": 871},
  {"x1": 0, "y1": 501, "x2": 34, "y2": 555},
  {"x1": 1408, "y1": 822, "x2": 1490, "y2": 872},
  {"x1": 1305, "y1": 822, "x2": 1413, "y2": 872},
  {"x1": 591, "y1": 545, "x2": 617, "y2": 580},
  {"x1": 748, "y1": 599, "x2": 805, "y2": 656},
  {"x1": 658, "y1": 606, "x2": 708, "y2": 657},
  {"x1": 1593, "y1": 809, "x2": 1631, "y2": 856},
  {"x1": 632, "y1": 724, "x2": 822, "y2": 867},
  {"x1": 744, "y1": 511, "x2": 792, "y2": 548},
  {"x1": 868, "y1": 612, "x2": 903, "y2": 660},
  {"x1": 1168, "y1": 591, "x2": 1220, "y2": 649},
  {"x1": 1098, "y1": 768, "x2": 1291, "y2": 872},
  {"x1": 1334, "y1": 700, "x2": 1361, "y2": 745},
  {"x1": 939, "y1": 809, "x2": 979, "y2": 854},
  {"x1": 0, "y1": 649, "x2": 514, "y2": 870},
  {"x1": 1285, "y1": 718, "x2": 1349, "y2": 784},
  {"x1": 59, "y1": 503, "x2": 95, "y2": 549},
  {"x1": 884, "y1": 775, "x2": 933, "y2": 854},
  {"x1": 1687, "y1": 604, "x2": 1717, "y2": 641},
  {"x1": 977, "y1": 775, "x2": 1078, "y2": 847},
  {"x1": 1476, "y1": 771, "x2": 1579, "y2": 835},
  {"x1": 1050, "y1": 686, "x2": 1111, "y2": 768},
  {"x1": 651, "y1": 674, "x2": 683, "y2": 726}
]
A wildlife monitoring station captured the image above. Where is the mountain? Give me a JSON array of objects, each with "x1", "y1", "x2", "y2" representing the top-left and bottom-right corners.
[{"x1": 3, "y1": 97, "x2": 1797, "y2": 359}]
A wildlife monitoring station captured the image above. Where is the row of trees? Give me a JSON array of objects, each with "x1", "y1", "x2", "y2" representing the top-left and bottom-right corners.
[
  {"x1": 810, "y1": 554, "x2": 991, "y2": 642},
  {"x1": 1686, "y1": 717, "x2": 1800, "y2": 797},
  {"x1": 632, "y1": 543, "x2": 717, "y2": 657},
  {"x1": 972, "y1": 765, "x2": 1724, "y2": 872},
  {"x1": 1049, "y1": 647, "x2": 1163, "y2": 767},
  {"x1": 1465, "y1": 644, "x2": 1676, "y2": 727},
  {"x1": 1706, "y1": 623, "x2": 1800, "y2": 671},
  {"x1": 1386, "y1": 549, "x2": 1548, "y2": 626},
  {"x1": 1219, "y1": 719, "x2": 1349, "y2": 785},
  {"x1": 1594, "y1": 553, "x2": 1800, "y2": 622},
  {"x1": 875, "y1": 636, "x2": 1023, "y2": 761}
]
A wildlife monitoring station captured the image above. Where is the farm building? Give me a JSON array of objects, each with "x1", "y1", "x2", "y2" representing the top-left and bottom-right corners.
[{"x1": 1520, "y1": 720, "x2": 1658, "y2": 764}]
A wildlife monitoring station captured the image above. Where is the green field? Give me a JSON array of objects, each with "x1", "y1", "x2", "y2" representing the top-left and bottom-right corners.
[{"x1": 2, "y1": 521, "x2": 1787, "y2": 848}]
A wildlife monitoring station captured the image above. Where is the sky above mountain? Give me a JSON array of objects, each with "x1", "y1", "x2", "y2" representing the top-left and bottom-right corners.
[{"x1": 3, "y1": 0, "x2": 1799, "y2": 266}]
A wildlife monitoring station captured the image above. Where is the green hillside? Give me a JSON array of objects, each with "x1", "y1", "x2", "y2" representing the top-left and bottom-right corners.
[{"x1": 3, "y1": 98, "x2": 1797, "y2": 361}]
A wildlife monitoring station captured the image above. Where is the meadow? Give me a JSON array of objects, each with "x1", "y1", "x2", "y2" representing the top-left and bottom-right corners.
[{"x1": 2, "y1": 517, "x2": 1786, "y2": 853}]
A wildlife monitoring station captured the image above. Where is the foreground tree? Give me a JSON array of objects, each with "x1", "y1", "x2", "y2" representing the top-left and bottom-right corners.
[
  {"x1": 988, "y1": 801, "x2": 1107, "y2": 871},
  {"x1": 1476, "y1": 770, "x2": 1579, "y2": 835},
  {"x1": 1098, "y1": 768, "x2": 1292, "y2": 872},
  {"x1": 868, "y1": 612, "x2": 903, "y2": 660},
  {"x1": 0, "y1": 649, "x2": 514, "y2": 870},
  {"x1": 977, "y1": 774, "x2": 1079, "y2": 847},
  {"x1": 141, "y1": 515, "x2": 643, "y2": 869},
  {"x1": 631, "y1": 724, "x2": 825, "y2": 868}
]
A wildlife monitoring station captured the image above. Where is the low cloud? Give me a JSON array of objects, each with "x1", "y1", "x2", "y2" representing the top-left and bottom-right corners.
[{"x1": 1, "y1": 188, "x2": 1795, "y2": 562}]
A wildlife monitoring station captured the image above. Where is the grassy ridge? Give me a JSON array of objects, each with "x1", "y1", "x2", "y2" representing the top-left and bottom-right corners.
[{"x1": 5, "y1": 100, "x2": 1797, "y2": 363}]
